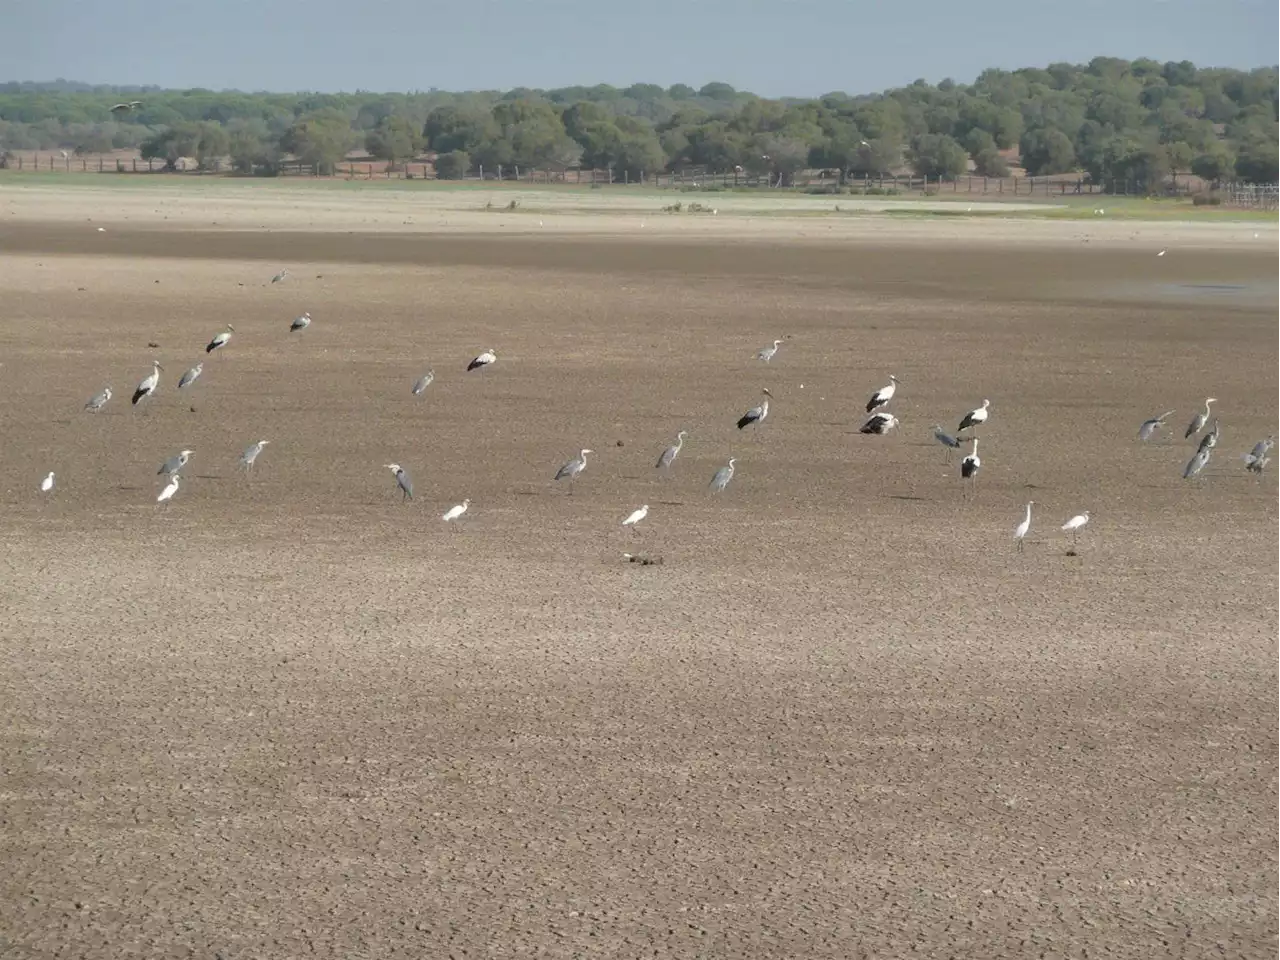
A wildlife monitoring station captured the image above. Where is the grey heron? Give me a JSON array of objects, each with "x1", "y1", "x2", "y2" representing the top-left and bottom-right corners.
[
  {"x1": 412, "y1": 370, "x2": 435, "y2": 395},
  {"x1": 131, "y1": 360, "x2": 163, "y2": 405},
  {"x1": 756, "y1": 339, "x2": 783, "y2": 362},
  {"x1": 85, "y1": 386, "x2": 112, "y2": 413},
  {"x1": 158, "y1": 449, "x2": 194, "y2": 476},
  {"x1": 1196, "y1": 419, "x2": 1220, "y2": 455},
  {"x1": 865, "y1": 375, "x2": 899, "y2": 413},
  {"x1": 40, "y1": 471, "x2": 55, "y2": 493},
  {"x1": 205, "y1": 324, "x2": 234, "y2": 354},
  {"x1": 178, "y1": 363, "x2": 203, "y2": 389},
  {"x1": 1183, "y1": 447, "x2": 1211, "y2": 480},
  {"x1": 1184, "y1": 398, "x2": 1216, "y2": 439},
  {"x1": 467, "y1": 349, "x2": 497, "y2": 372},
  {"x1": 554, "y1": 449, "x2": 592, "y2": 493},
  {"x1": 442, "y1": 499, "x2": 470, "y2": 522},
  {"x1": 622, "y1": 504, "x2": 649, "y2": 530},
  {"x1": 1138, "y1": 410, "x2": 1175, "y2": 441},
  {"x1": 709, "y1": 457, "x2": 736, "y2": 493},
  {"x1": 1014, "y1": 501, "x2": 1033, "y2": 551},
  {"x1": 656, "y1": 431, "x2": 688, "y2": 471},
  {"x1": 1061, "y1": 511, "x2": 1090, "y2": 547},
  {"x1": 932, "y1": 424, "x2": 963, "y2": 456},
  {"x1": 290, "y1": 312, "x2": 311, "y2": 332},
  {"x1": 859, "y1": 411, "x2": 899, "y2": 435},
  {"x1": 157, "y1": 474, "x2": 181, "y2": 503},
  {"x1": 958, "y1": 399, "x2": 990, "y2": 433},
  {"x1": 1245, "y1": 438, "x2": 1274, "y2": 474},
  {"x1": 960, "y1": 438, "x2": 980, "y2": 497},
  {"x1": 737, "y1": 388, "x2": 772, "y2": 430},
  {"x1": 385, "y1": 463, "x2": 413, "y2": 500},
  {"x1": 240, "y1": 440, "x2": 270, "y2": 473},
  {"x1": 271, "y1": 269, "x2": 288, "y2": 284}
]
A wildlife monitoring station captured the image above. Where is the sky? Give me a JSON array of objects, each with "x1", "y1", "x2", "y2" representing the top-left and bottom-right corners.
[{"x1": 3, "y1": 0, "x2": 1276, "y2": 96}]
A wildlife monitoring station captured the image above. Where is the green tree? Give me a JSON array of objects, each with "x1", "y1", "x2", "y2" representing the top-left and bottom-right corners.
[
  {"x1": 1190, "y1": 142, "x2": 1236, "y2": 182},
  {"x1": 482, "y1": 98, "x2": 580, "y2": 171},
  {"x1": 140, "y1": 121, "x2": 227, "y2": 170},
  {"x1": 1020, "y1": 128, "x2": 1076, "y2": 175},
  {"x1": 280, "y1": 109, "x2": 353, "y2": 172},
  {"x1": 1235, "y1": 138, "x2": 1279, "y2": 182},
  {"x1": 434, "y1": 150, "x2": 470, "y2": 179},
  {"x1": 365, "y1": 116, "x2": 422, "y2": 166},
  {"x1": 909, "y1": 133, "x2": 968, "y2": 179},
  {"x1": 973, "y1": 148, "x2": 1010, "y2": 177}
]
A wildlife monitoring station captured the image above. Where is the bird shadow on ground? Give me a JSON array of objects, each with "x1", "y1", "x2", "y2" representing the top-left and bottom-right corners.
[{"x1": 887, "y1": 494, "x2": 928, "y2": 501}]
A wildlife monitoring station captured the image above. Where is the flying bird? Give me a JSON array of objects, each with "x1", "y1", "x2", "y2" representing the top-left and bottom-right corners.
[
  {"x1": 385, "y1": 463, "x2": 413, "y2": 501},
  {"x1": 554, "y1": 449, "x2": 592, "y2": 493},
  {"x1": 40, "y1": 471, "x2": 55, "y2": 493},
  {"x1": 737, "y1": 388, "x2": 772, "y2": 430},
  {"x1": 110, "y1": 101, "x2": 142, "y2": 114},
  {"x1": 178, "y1": 363, "x2": 203, "y2": 389},
  {"x1": 158, "y1": 449, "x2": 194, "y2": 476},
  {"x1": 859, "y1": 411, "x2": 899, "y2": 435},
  {"x1": 865, "y1": 375, "x2": 899, "y2": 413},
  {"x1": 1014, "y1": 501, "x2": 1033, "y2": 551},
  {"x1": 709, "y1": 457, "x2": 737, "y2": 494},
  {"x1": 958, "y1": 399, "x2": 990, "y2": 433},
  {"x1": 1184, "y1": 398, "x2": 1216, "y2": 439},
  {"x1": 205, "y1": 324, "x2": 234, "y2": 353},
  {"x1": 757, "y1": 339, "x2": 783, "y2": 362},
  {"x1": 656, "y1": 430, "x2": 688, "y2": 471},
  {"x1": 131, "y1": 360, "x2": 163, "y2": 405},
  {"x1": 412, "y1": 370, "x2": 435, "y2": 395},
  {"x1": 442, "y1": 499, "x2": 471, "y2": 522},
  {"x1": 85, "y1": 386, "x2": 112, "y2": 413},
  {"x1": 467, "y1": 349, "x2": 497, "y2": 372},
  {"x1": 1138, "y1": 410, "x2": 1175, "y2": 441},
  {"x1": 240, "y1": 440, "x2": 270, "y2": 473},
  {"x1": 622, "y1": 504, "x2": 649, "y2": 529},
  {"x1": 290, "y1": 312, "x2": 311, "y2": 332},
  {"x1": 157, "y1": 474, "x2": 181, "y2": 503},
  {"x1": 271, "y1": 269, "x2": 288, "y2": 284}
]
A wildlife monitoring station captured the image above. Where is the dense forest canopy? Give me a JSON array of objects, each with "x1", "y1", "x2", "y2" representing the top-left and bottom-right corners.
[{"x1": 1, "y1": 58, "x2": 1276, "y2": 185}]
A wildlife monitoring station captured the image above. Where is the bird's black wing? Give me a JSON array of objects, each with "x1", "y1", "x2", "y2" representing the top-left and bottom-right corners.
[{"x1": 131, "y1": 387, "x2": 147, "y2": 405}]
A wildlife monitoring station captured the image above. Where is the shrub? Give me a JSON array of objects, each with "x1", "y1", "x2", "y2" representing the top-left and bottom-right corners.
[
  {"x1": 1192, "y1": 191, "x2": 1224, "y2": 206},
  {"x1": 434, "y1": 150, "x2": 470, "y2": 179}
]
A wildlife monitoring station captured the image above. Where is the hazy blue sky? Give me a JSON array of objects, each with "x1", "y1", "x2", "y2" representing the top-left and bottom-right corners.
[{"x1": 4, "y1": 0, "x2": 1276, "y2": 95}]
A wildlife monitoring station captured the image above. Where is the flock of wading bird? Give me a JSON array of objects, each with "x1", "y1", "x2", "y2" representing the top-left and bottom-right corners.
[{"x1": 37, "y1": 268, "x2": 1275, "y2": 556}]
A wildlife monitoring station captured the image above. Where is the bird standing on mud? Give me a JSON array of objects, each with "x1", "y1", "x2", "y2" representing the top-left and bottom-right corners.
[
  {"x1": 205, "y1": 324, "x2": 234, "y2": 354},
  {"x1": 555, "y1": 449, "x2": 592, "y2": 493},
  {"x1": 866, "y1": 375, "x2": 899, "y2": 413},
  {"x1": 132, "y1": 360, "x2": 163, "y2": 406},
  {"x1": 468, "y1": 349, "x2": 497, "y2": 372},
  {"x1": 385, "y1": 463, "x2": 413, "y2": 500},
  {"x1": 737, "y1": 389, "x2": 772, "y2": 430}
]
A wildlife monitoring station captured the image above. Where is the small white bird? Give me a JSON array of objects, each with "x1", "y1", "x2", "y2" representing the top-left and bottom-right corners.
[
  {"x1": 865, "y1": 374, "x2": 899, "y2": 413},
  {"x1": 1014, "y1": 501, "x2": 1033, "y2": 551},
  {"x1": 467, "y1": 349, "x2": 497, "y2": 372},
  {"x1": 271, "y1": 269, "x2": 288, "y2": 284},
  {"x1": 622, "y1": 504, "x2": 649, "y2": 529},
  {"x1": 412, "y1": 370, "x2": 435, "y2": 395},
  {"x1": 40, "y1": 471, "x2": 55, "y2": 493},
  {"x1": 178, "y1": 363, "x2": 203, "y2": 389},
  {"x1": 205, "y1": 324, "x2": 234, "y2": 353},
  {"x1": 1061, "y1": 511, "x2": 1090, "y2": 547},
  {"x1": 157, "y1": 474, "x2": 181, "y2": 503},
  {"x1": 1157, "y1": 250, "x2": 1167, "y2": 257},
  {"x1": 442, "y1": 499, "x2": 470, "y2": 522},
  {"x1": 958, "y1": 399, "x2": 990, "y2": 433},
  {"x1": 290, "y1": 312, "x2": 311, "y2": 332}
]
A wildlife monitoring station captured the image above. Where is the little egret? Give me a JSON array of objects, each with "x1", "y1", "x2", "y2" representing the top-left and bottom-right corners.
[
  {"x1": 157, "y1": 475, "x2": 181, "y2": 503},
  {"x1": 443, "y1": 499, "x2": 470, "y2": 522},
  {"x1": 1061, "y1": 511, "x2": 1090, "y2": 547},
  {"x1": 622, "y1": 504, "x2": 649, "y2": 530},
  {"x1": 1014, "y1": 501, "x2": 1033, "y2": 551},
  {"x1": 40, "y1": 471, "x2": 55, "y2": 493}
]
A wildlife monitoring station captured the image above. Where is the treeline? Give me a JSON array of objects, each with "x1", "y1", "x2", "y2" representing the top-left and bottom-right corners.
[{"x1": 1, "y1": 59, "x2": 1277, "y2": 185}]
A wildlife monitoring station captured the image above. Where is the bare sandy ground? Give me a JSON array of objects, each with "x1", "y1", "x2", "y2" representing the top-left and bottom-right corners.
[{"x1": 0, "y1": 188, "x2": 1276, "y2": 959}]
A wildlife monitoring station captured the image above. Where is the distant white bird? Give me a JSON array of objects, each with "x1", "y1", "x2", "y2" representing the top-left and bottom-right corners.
[
  {"x1": 737, "y1": 388, "x2": 772, "y2": 430},
  {"x1": 205, "y1": 324, "x2": 234, "y2": 353},
  {"x1": 865, "y1": 375, "x2": 899, "y2": 413},
  {"x1": 555, "y1": 449, "x2": 592, "y2": 493},
  {"x1": 40, "y1": 471, "x2": 55, "y2": 493},
  {"x1": 412, "y1": 370, "x2": 435, "y2": 395},
  {"x1": 271, "y1": 269, "x2": 288, "y2": 284},
  {"x1": 240, "y1": 440, "x2": 270, "y2": 473},
  {"x1": 709, "y1": 457, "x2": 736, "y2": 494},
  {"x1": 157, "y1": 475, "x2": 181, "y2": 503},
  {"x1": 757, "y1": 339, "x2": 783, "y2": 362},
  {"x1": 85, "y1": 386, "x2": 112, "y2": 413},
  {"x1": 158, "y1": 449, "x2": 194, "y2": 476},
  {"x1": 1061, "y1": 511, "x2": 1090, "y2": 546},
  {"x1": 958, "y1": 399, "x2": 990, "y2": 433},
  {"x1": 467, "y1": 349, "x2": 497, "y2": 372},
  {"x1": 131, "y1": 360, "x2": 163, "y2": 406},
  {"x1": 1138, "y1": 409, "x2": 1175, "y2": 441},
  {"x1": 290, "y1": 312, "x2": 311, "y2": 332},
  {"x1": 1157, "y1": 249, "x2": 1167, "y2": 257},
  {"x1": 859, "y1": 411, "x2": 899, "y2": 435},
  {"x1": 178, "y1": 363, "x2": 203, "y2": 389},
  {"x1": 110, "y1": 101, "x2": 142, "y2": 114},
  {"x1": 622, "y1": 504, "x2": 649, "y2": 529},
  {"x1": 1184, "y1": 398, "x2": 1217, "y2": 439},
  {"x1": 1014, "y1": 501, "x2": 1033, "y2": 551},
  {"x1": 656, "y1": 430, "x2": 688, "y2": 471},
  {"x1": 385, "y1": 463, "x2": 413, "y2": 500},
  {"x1": 442, "y1": 499, "x2": 470, "y2": 522}
]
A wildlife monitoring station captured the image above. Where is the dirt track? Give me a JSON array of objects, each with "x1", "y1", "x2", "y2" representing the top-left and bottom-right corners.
[{"x1": 0, "y1": 203, "x2": 1276, "y2": 958}]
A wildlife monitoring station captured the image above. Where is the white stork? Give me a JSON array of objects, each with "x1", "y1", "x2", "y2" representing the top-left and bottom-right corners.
[
  {"x1": 467, "y1": 349, "x2": 497, "y2": 372},
  {"x1": 737, "y1": 389, "x2": 772, "y2": 430},
  {"x1": 132, "y1": 360, "x2": 163, "y2": 405},
  {"x1": 205, "y1": 324, "x2": 234, "y2": 354},
  {"x1": 958, "y1": 399, "x2": 990, "y2": 433},
  {"x1": 859, "y1": 411, "x2": 899, "y2": 435},
  {"x1": 865, "y1": 375, "x2": 899, "y2": 413}
]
